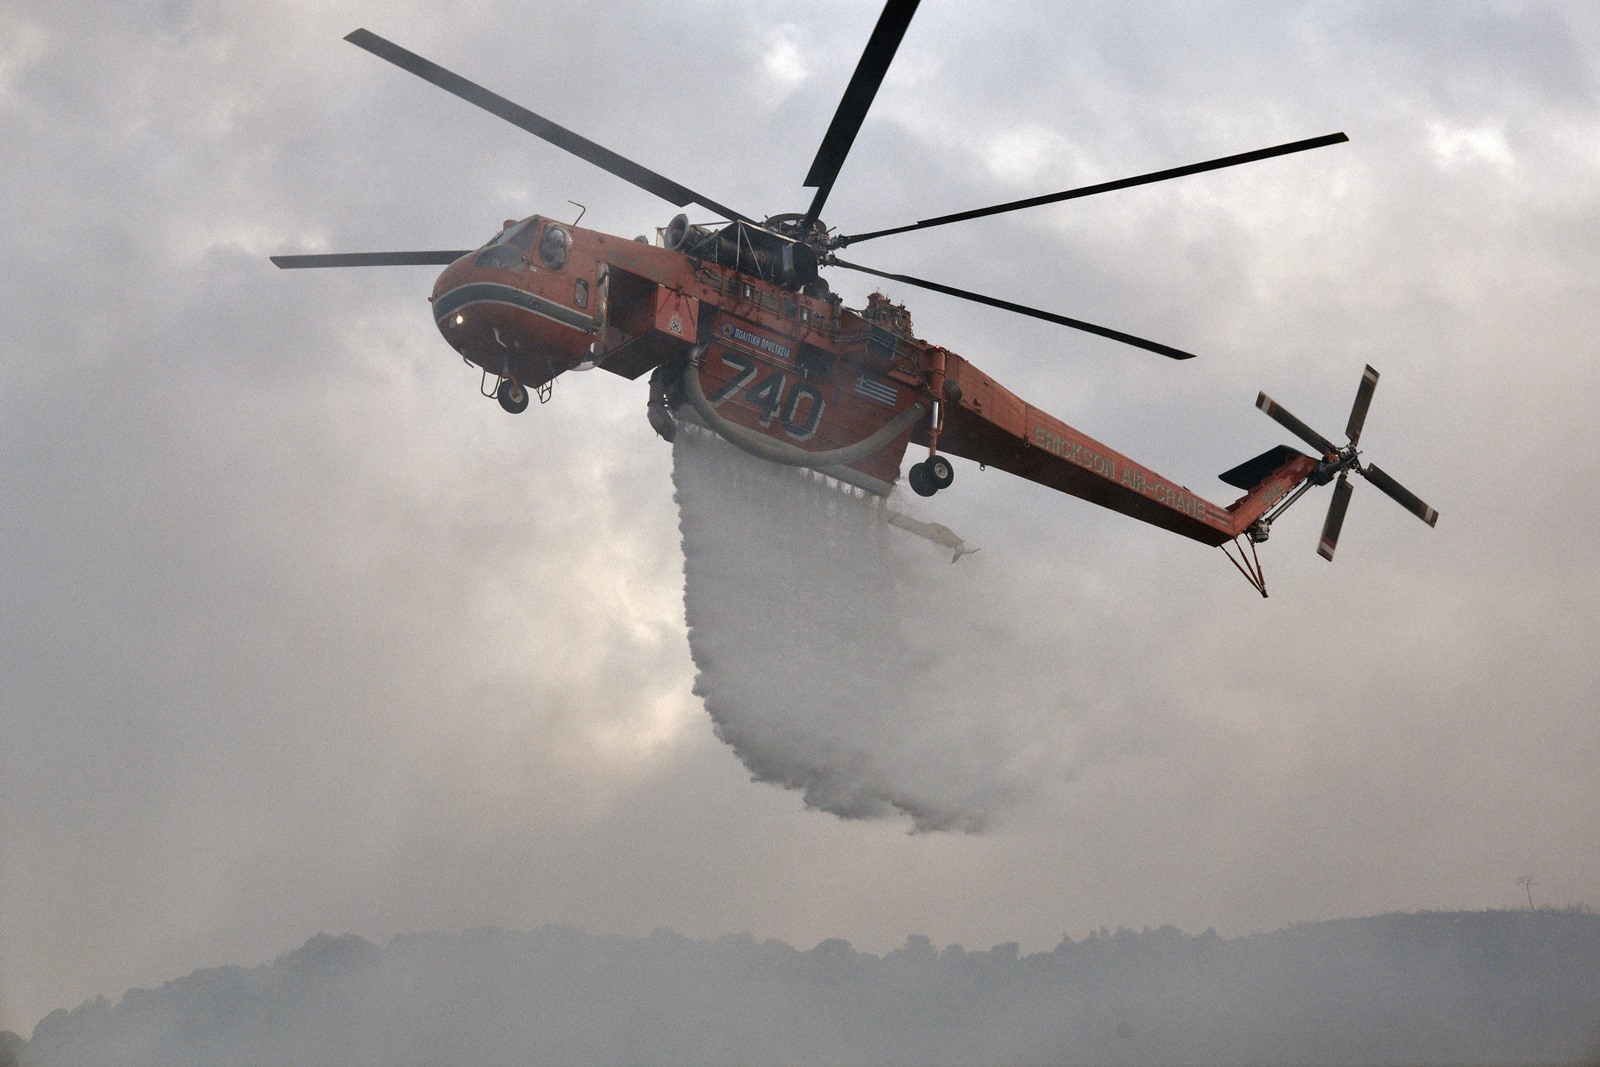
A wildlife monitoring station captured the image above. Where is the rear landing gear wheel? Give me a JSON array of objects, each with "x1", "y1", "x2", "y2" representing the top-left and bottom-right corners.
[
  {"x1": 908, "y1": 461, "x2": 937, "y2": 497},
  {"x1": 926, "y1": 454, "x2": 954, "y2": 490},
  {"x1": 497, "y1": 379, "x2": 529, "y2": 414}
]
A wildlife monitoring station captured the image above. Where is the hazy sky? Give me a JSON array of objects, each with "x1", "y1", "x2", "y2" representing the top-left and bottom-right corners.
[{"x1": 4, "y1": 0, "x2": 1599, "y2": 1035}]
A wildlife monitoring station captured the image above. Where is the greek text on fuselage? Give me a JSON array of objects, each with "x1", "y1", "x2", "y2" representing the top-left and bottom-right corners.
[{"x1": 722, "y1": 323, "x2": 791, "y2": 361}]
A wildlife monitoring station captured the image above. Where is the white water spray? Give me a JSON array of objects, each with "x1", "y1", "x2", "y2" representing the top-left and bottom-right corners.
[{"x1": 672, "y1": 425, "x2": 1077, "y2": 831}]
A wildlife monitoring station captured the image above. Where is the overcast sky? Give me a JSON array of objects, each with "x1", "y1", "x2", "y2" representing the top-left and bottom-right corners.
[{"x1": 4, "y1": 0, "x2": 1599, "y2": 1036}]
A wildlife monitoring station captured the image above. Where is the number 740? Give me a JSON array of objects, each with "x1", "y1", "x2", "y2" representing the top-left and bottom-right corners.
[{"x1": 707, "y1": 351, "x2": 825, "y2": 441}]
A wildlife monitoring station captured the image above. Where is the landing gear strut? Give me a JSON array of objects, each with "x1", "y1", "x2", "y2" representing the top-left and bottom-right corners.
[{"x1": 908, "y1": 362, "x2": 956, "y2": 496}]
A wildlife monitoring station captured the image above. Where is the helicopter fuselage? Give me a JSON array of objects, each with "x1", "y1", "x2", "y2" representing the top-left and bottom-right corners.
[{"x1": 429, "y1": 213, "x2": 1317, "y2": 543}]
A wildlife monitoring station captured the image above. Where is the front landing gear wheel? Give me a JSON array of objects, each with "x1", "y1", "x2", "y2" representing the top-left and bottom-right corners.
[
  {"x1": 926, "y1": 454, "x2": 954, "y2": 490},
  {"x1": 497, "y1": 379, "x2": 529, "y2": 414},
  {"x1": 908, "y1": 461, "x2": 937, "y2": 497}
]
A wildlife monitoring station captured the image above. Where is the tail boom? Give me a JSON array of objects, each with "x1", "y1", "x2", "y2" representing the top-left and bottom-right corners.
[{"x1": 931, "y1": 355, "x2": 1317, "y2": 546}]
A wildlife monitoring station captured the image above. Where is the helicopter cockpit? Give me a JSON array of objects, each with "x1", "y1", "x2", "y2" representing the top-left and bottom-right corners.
[{"x1": 471, "y1": 217, "x2": 572, "y2": 273}]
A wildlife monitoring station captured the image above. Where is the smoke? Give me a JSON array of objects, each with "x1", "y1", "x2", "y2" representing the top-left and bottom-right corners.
[
  {"x1": 20, "y1": 913, "x2": 1600, "y2": 1067},
  {"x1": 672, "y1": 425, "x2": 1080, "y2": 832}
]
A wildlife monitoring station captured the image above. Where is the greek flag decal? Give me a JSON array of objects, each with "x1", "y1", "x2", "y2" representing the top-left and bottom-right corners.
[{"x1": 855, "y1": 374, "x2": 899, "y2": 408}]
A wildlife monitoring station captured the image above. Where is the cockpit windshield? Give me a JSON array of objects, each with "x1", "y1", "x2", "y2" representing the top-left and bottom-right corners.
[
  {"x1": 475, "y1": 217, "x2": 541, "y2": 271},
  {"x1": 486, "y1": 218, "x2": 539, "y2": 249}
]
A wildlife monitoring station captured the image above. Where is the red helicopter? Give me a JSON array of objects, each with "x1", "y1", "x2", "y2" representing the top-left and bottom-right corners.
[{"x1": 273, "y1": 0, "x2": 1437, "y2": 595}]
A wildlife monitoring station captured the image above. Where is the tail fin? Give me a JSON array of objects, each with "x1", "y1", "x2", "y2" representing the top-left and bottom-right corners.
[{"x1": 1219, "y1": 444, "x2": 1309, "y2": 491}]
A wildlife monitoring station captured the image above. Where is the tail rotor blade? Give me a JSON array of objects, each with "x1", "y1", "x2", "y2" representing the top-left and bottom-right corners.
[
  {"x1": 1345, "y1": 365, "x2": 1379, "y2": 446},
  {"x1": 1257, "y1": 392, "x2": 1337, "y2": 457},
  {"x1": 1318, "y1": 473, "x2": 1354, "y2": 561},
  {"x1": 1364, "y1": 463, "x2": 1439, "y2": 527}
]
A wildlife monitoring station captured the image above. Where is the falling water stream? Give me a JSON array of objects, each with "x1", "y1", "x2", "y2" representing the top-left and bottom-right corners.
[{"x1": 671, "y1": 423, "x2": 1071, "y2": 831}]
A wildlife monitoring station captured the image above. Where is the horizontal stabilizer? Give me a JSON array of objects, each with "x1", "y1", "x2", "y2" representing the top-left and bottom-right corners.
[{"x1": 1219, "y1": 444, "x2": 1310, "y2": 490}]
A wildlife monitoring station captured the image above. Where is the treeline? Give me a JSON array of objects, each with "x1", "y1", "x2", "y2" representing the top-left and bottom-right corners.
[{"x1": 16, "y1": 909, "x2": 1600, "y2": 1065}]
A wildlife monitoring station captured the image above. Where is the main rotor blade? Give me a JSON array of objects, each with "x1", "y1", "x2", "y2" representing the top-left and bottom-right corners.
[
  {"x1": 837, "y1": 132, "x2": 1350, "y2": 246},
  {"x1": 1256, "y1": 392, "x2": 1337, "y2": 457},
  {"x1": 1345, "y1": 364, "x2": 1379, "y2": 446},
  {"x1": 1318, "y1": 472, "x2": 1354, "y2": 561},
  {"x1": 271, "y1": 250, "x2": 471, "y2": 269},
  {"x1": 345, "y1": 29, "x2": 752, "y2": 224},
  {"x1": 1364, "y1": 463, "x2": 1440, "y2": 527},
  {"x1": 799, "y1": 0, "x2": 921, "y2": 229},
  {"x1": 830, "y1": 256, "x2": 1195, "y2": 359}
]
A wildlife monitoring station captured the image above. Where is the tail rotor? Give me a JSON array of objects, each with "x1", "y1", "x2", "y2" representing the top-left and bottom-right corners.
[
  {"x1": 1364, "y1": 462, "x2": 1441, "y2": 528},
  {"x1": 1256, "y1": 365, "x2": 1438, "y2": 561},
  {"x1": 1318, "y1": 471, "x2": 1355, "y2": 561}
]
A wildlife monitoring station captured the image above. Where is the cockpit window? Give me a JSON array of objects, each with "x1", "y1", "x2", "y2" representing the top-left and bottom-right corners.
[
  {"x1": 474, "y1": 244, "x2": 526, "y2": 271},
  {"x1": 509, "y1": 221, "x2": 540, "y2": 254},
  {"x1": 475, "y1": 218, "x2": 539, "y2": 271},
  {"x1": 486, "y1": 218, "x2": 536, "y2": 248},
  {"x1": 538, "y1": 225, "x2": 570, "y2": 270}
]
